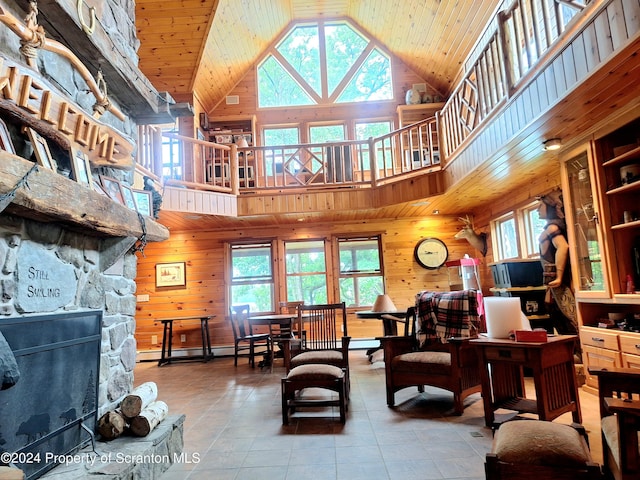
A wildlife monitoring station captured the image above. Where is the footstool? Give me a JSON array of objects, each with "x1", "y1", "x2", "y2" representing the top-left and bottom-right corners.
[
  {"x1": 281, "y1": 363, "x2": 347, "y2": 425},
  {"x1": 485, "y1": 420, "x2": 603, "y2": 479}
]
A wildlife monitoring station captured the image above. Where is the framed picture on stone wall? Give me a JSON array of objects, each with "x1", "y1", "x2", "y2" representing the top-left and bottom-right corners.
[
  {"x1": 155, "y1": 262, "x2": 186, "y2": 288},
  {"x1": 0, "y1": 118, "x2": 15, "y2": 154},
  {"x1": 132, "y1": 189, "x2": 152, "y2": 216},
  {"x1": 25, "y1": 127, "x2": 56, "y2": 170},
  {"x1": 69, "y1": 147, "x2": 92, "y2": 186},
  {"x1": 99, "y1": 175, "x2": 124, "y2": 204},
  {"x1": 120, "y1": 184, "x2": 137, "y2": 211}
]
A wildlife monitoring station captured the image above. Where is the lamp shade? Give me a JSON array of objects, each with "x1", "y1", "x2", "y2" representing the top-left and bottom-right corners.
[
  {"x1": 372, "y1": 294, "x2": 397, "y2": 312},
  {"x1": 236, "y1": 136, "x2": 249, "y2": 148}
]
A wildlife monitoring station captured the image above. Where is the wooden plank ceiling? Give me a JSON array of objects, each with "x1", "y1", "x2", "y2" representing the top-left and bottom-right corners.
[
  {"x1": 135, "y1": 0, "x2": 510, "y2": 231},
  {"x1": 135, "y1": 0, "x2": 501, "y2": 111}
]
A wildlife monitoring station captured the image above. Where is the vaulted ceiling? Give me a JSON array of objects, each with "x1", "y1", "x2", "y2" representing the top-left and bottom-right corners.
[{"x1": 135, "y1": 0, "x2": 503, "y2": 113}]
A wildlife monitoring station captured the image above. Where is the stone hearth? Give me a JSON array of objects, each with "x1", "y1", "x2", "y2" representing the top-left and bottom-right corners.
[{"x1": 39, "y1": 415, "x2": 185, "y2": 480}]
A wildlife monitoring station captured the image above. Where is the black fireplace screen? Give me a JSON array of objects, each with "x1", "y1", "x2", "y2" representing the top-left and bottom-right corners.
[{"x1": 0, "y1": 310, "x2": 101, "y2": 479}]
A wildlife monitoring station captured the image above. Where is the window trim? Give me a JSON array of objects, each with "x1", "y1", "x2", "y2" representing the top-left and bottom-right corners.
[{"x1": 336, "y1": 234, "x2": 384, "y2": 308}]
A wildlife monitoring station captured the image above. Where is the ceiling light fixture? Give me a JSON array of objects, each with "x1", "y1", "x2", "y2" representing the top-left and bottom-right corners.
[{"x1": 543, "y1": 138, "x2": 561, "y2": 151}]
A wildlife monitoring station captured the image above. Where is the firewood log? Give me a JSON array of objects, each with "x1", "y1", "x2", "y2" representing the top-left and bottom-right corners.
[
  {"x1": 0, "y1": 466, "x2": 25, "y2": 480},
  {"x1": 97, "y1": 410, "x2": 126, "y2": 440},
  {"x1": 129, "y1": 400, "x2": 168, "y2": 437},
  {"x1": 120, "y1": 382, "x2": 158, "y2": 419}
]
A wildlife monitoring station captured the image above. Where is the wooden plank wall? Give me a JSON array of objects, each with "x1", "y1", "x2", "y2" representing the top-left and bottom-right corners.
[
  {"x1": 136, "y1": 215, "x2": 478, "y2": 351},
  {"x1": 135, "y1": 161, "x2": 559, "y2": 354}
]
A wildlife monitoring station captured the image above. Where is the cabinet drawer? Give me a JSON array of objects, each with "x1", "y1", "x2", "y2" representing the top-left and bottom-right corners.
[
  {"x1": 622, "y1": 353, "x2": 640, "y2": 370},
  {"x1": 619, "y1": 333, "x2": 640, "y2": 356},
  {"x1": 580, "y1": 327, "x2": 619, "y2": 350},
  {"x1": 483, "y1": 346, "x2": 527, "y2": 363},
  {"x1": 582, "y1": 344, "x2": 622, "y2": 388}
]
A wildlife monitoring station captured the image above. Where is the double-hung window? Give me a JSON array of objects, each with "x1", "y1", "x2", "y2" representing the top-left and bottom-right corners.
[
  {"x1": 338, "y1": 236, "x2": 383, "y2": 307},
  {"x1": 284, "y1": 240, "x2": 328, "y2": 304},
  {"x1": 230, "y1": 243, "x2": 275, "y2": 312}
]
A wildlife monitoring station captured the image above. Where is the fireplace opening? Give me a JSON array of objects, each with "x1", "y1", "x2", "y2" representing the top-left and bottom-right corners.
[{"x1": 0, "y1": 310, "x2": 102, "y2": 479}]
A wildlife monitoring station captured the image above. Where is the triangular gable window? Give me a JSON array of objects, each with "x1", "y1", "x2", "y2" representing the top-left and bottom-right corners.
[{"x1": 257, "y1": 20, "x2": 392, "y2": 107}]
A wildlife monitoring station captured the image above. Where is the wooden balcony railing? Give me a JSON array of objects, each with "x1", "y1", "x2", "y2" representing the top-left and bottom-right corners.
[
  {"x1": 136, "y1": 116, "x2": 441, "y2": 194},
  {"x1": 439, "y1": 0, "x2": 590, "y2": 158}
]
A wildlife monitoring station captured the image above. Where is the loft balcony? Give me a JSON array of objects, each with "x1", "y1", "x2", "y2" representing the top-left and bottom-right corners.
[{"x1": 136, "y1": 0, "x2": 640, "y2": 230}]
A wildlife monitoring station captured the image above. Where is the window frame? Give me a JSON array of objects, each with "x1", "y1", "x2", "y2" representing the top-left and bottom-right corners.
[
  {"x1": 283, "y1": 239, "x2": 329, "y2": 305},
  {"x1": 228, "y1": 241, "x2": 276, "y2": 314},
  {"x1": 519, "y1": 201, "x2": 546, "y2": 258},
  {"x1": 336, "y1": 235, "x2": 384, "y2": 308},
  {"x1": 491, "y1": 211, "x2": 520, "y2": 261},
  {"x1": 256, "y1": 19, "x2": 394, "y2": 109}
]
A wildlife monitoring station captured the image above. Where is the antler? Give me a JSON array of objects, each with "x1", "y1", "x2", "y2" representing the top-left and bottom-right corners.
[{"x1": 458, "y1": 215, "x2": 472, "y2": 226}]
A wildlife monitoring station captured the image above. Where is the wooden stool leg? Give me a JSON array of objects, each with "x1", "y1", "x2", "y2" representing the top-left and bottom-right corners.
[
  {"x1": 339, "y1": 378, "x2": 346, "y2": 424},
  {"x1": 281, "y1": 379, "x2": 289, "y2": 425}
]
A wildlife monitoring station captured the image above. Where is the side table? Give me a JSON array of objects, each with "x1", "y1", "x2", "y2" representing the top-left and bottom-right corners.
[
  {"x1": 471, "y1": 335, "x2": 582, "y2": 427},
  {"x1": 158, "y1": 315, "x2": 214, "y2": 366}
]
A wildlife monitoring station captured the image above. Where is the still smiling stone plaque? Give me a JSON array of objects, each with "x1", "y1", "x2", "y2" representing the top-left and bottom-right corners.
[{"x1": 16, "y1": 241, "x2": 76, "y2": 312}]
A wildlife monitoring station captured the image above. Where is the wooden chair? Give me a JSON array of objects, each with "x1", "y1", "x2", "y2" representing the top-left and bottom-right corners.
[
  {"x1": 588, "y1": 367, "x2": 640, "y2": 480},
  {"x1": 379, "y1": 290, "x2": 481, "y2": 414},
  {"x1": 229, "y1": 304, "x2": 271, "y2": 368},
  {"x1": 261, "y1": 301, "x2": 302, "y2": 370},
  {"x1": 285, "y1": 302, "x2": 350, "y2": 377},
  {"x1": 281, "y1": 302, "x2": 351, "y2": 424},
  {"x1": 279, "y1": 301, "x2": 304, "y2": 314},
  {"x1": 277, "y1": 301, "x2": 303, "y2": 341}
]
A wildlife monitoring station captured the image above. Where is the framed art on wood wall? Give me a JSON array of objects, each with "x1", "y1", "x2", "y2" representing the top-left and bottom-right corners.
[{"x1": 156, "y1": 262, "x2": 186, "y2": 287}]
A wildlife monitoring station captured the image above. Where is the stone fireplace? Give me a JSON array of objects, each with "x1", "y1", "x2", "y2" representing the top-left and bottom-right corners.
[
  {"x1": 0, "y1": 310, "x2": 101, "y2": 479},
  {"x1": 0, "y1": 1, "x2": 187, "y2": 478}
]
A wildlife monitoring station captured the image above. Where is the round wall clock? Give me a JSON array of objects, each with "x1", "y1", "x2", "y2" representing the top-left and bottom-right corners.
[{"x1": 414, "y1": 237, "x2": 449, "y2": 269}]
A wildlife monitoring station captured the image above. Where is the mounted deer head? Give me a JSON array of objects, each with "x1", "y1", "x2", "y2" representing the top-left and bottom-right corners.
[{"x1": 454, "y1": 215, "x2": 488, "y2": 256}]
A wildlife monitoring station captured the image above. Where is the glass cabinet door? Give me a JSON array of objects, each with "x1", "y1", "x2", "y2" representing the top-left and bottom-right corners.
[{"x1": 562, "y1": 149, "x2": 609, "y2": 297}]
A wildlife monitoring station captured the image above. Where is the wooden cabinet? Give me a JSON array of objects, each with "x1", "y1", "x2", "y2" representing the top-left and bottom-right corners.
[
  {"x1": 561, "y1": 117, "x2": 640, "y2": 392},
  {"x1": 562, "y1": 148, "x2": 609, "y2": 298},
  {"x1": 619, "y1": 333, "x2": 640, "y2": 369},
  {"x1": 594, "y1": 117, "x2": 640, "y2": 298}
]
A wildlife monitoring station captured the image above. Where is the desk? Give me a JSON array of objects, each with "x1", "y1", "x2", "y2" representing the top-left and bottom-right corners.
[
  {"x1": 471, "y1": 335, "x2": 582, "y2": 427},
  {"x1": 356, "y1": 310, "x2": 407, "y2": 358},
  {"x1": 158, "y1": 315, "x2": 214, "y2": 366},
  {"x1": 356, "y1": 310, "x2": 407, "y2": 336}
]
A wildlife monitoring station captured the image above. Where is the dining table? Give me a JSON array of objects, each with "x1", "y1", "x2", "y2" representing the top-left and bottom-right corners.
[{"x1": 247, "y1": 313, "x2": 301, "y2": 368}]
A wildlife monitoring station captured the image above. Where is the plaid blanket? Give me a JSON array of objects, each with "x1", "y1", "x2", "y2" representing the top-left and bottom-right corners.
[{"x1": 415, "y1": 290, "x2": 479, "y2": 348}]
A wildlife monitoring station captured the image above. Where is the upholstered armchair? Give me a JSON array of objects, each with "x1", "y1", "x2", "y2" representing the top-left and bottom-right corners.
[
  {"x1": 588, "y1": 367, "x2": 640, "y2": 480},
  {"x1": 379, "y1": 289, "x2": 482, "y2": 414}
]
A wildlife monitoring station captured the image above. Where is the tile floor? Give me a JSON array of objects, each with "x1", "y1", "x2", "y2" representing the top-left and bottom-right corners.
[{"x1": 134, "y1": 351, "x2": 603, "y2": 480}]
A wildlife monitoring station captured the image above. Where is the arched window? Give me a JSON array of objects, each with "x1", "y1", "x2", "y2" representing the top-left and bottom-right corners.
[{"x1": 258, "y1": 20, "x2": 393, "y2": 108}]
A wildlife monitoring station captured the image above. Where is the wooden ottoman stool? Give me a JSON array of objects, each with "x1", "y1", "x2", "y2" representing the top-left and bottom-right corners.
[
  {"x1": 485, "y1": 420, "x2": 603, "y2": 479},
  {"x1": 281, "y1": 364, "x2": 347, "y2": 425}
]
